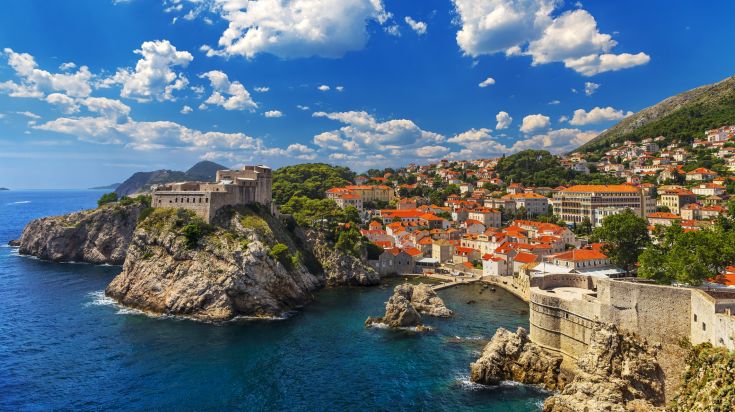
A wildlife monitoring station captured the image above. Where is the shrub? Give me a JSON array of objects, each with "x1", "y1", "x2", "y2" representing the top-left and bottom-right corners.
[
  {"x1": 180, "y1": 218, "x2": 212, "y2": 249},
  {"x1": 97, "y1": 192, "x2": 118, "y2": 207},
  {"x1": 269, "y1": 243, "x2": 291, "y2": 268}
]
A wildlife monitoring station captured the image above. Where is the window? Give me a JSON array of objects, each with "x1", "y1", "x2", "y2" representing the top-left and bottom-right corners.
[
  {"x1": 694, "y1": 314, "x2": 697, "y2": 322},
  {"x1": 702, "y1": 322, "x2": 706, "y2": 331}
]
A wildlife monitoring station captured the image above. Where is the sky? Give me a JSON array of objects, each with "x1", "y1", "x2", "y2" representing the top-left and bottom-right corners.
[{"x1": 0, "y1": 0, "x2": 733, "y2": 189}]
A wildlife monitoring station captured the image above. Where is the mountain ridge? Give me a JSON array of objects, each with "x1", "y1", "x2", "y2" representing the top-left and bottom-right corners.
[
  {"x1": 114, "y1": 161, "x2": 228, "y2": 196},
  {"x1": 575, "y1": 75, "x2": 735, "y2": 153}
]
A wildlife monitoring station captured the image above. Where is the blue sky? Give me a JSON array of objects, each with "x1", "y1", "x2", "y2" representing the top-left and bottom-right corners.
[{"x1": 0, "y1": 0, "x2": 733, "y2": 189}]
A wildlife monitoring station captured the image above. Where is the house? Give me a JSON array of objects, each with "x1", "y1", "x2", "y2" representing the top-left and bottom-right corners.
[
  {"x1": 501, "y1": 193, "x2": 549, "y2": 217},
  {"x1": 467, "y1": 207, "x2": 502, "y2": 228},
  {"x1": 513, "y1": 252, "x2": 538, "y2": 275},
  {"x1": 334, "y1": 192, "x2": 363, "y2": 212},
  {"x1": 432, "y1": 240, "x2": 454, "y2": 263},
  {"x1": 453, "y1": 246, "x2": 481, "y2": 264},
  {"x1": 482, "y1": 254, "x2": 509, "y2": 276},
  {"x1": 658, "y1": 189, "x2": 697, "y2": 214},
  {"x1": 376, "y1": 248, "x2": 415, "y2": 275},
  {"x1": 647, "y1": 212, "x2": 681, "y2": 226},
  {"x1": 685, "y1": 168, "x2": 717, "y2": 182},
  {"x1": 692, "y1": 183, "x2": 726, "y2": 197}
]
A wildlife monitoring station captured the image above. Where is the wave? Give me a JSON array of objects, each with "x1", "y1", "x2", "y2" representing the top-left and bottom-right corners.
[
  {"x1": 84, "y1": 291, "x2": 295, "y2": 323},
  {"x1": 6, "y1": 200, "x2": 31, "y2": 205}
]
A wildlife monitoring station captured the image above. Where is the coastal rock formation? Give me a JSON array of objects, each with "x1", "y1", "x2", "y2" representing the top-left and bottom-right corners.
[
  {"x1": 408, "y1": 283, "x2": 454, "y2": 317},
  {"x1": 365, "y1": 283, "x2": 452, "y2": 328},
  {"x1": 470, "y1": 327, "x2": 565, "y2": 390},
  {"x1": 543, "y1": 323, "x2": 665, "y2": 412},
  {"x1": 304, "y1": 229, "x2": 380, "y2": 286},
  {"x1": 106, "y1": 206, "x2": 323, "y2": 321},
  {"x1": 15, "y1": 202, "x2": 145, "y2": 265}
]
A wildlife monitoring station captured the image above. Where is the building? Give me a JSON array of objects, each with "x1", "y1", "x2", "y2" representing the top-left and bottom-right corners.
[
  {"x1": 376, "y1": 248, "x2": 415, "y2": 275},
  {"x1": 432, "y1": 240, "x2": 454, "y2": 263},
  {"x1": 501, "y1": 193, "x2": 550, "y2": 217},
  {"x1": 151, "y1": 165, "x2": 272, "y2": 224},
  {"x1": 553, "y1": 185, "x2": 644, "y2": 225},
  {"x1": 658, "y1": 189, "x2": 697, "y2": 214},
  {"x1": 333, "y1": 193, "x2": 363, "y2": 212},
  {"x1": 467, "y1": 208, "x2": 502, "y2": 228},
  {"x1": 686, "y1": 167, "x2": 717, "y2": 182},
  {"x1": 647, "y1": 212, "x2": 681, "y2": 226}
]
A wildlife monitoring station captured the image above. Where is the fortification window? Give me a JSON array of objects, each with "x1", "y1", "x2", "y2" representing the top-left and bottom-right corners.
[
  {"x1": 702, "y1": 322, "x2": 706, "y2": 331},
  {"x1": 694, "y1": 314, "x2": 697, "y2": 322}
]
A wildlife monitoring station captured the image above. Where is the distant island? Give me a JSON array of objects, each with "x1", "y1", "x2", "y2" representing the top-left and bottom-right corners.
[
  {"x1": 0, "y1": 187, "x2": 9, "y2": 191},
  {"x1": 89, "y1": 183, "x2": 121, "y2": 190}
]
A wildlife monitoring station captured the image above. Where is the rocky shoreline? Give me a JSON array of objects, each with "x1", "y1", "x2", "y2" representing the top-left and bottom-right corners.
[
  {"x1": 15, "y1": 202, "x2": 145, "y2": 265},
  {"x1": 12, "y1": 202, "x2": 382, "y2": 322}
]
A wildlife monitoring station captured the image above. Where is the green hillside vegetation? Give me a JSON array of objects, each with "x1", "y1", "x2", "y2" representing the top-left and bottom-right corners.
[
  {"x1": 495, "y1": 150, "x2": 623, "y2": 187},
  {"x1": 577, "y1": 75, "x2": 735, "y2": 154},
  {"x1": 272, "y1": 163, "x2": 355, "y2": 204}
]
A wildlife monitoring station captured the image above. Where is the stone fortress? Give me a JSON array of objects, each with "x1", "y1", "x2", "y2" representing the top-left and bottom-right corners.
[
  {"x1": 527, "y1": 274, "x2": 735, "y2": 362},
  {"x1": 151, "y1": 165, "x2": 273, "y2": 223}
]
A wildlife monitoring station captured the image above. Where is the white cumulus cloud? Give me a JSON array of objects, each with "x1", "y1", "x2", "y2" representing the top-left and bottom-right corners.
[
  {"x1": 451, "y1": 0, "x2": 649, "y2": 76},
  {"x1": 405, "y1": 16, "x2": 427, "y2": 35},
  {"x1": 495, "y1": 111, "x2": 512, "y2": 129},
  {"x1": 584, "y1": 81, "x2": 600, "y2": 96},
  {"x1": 478, "y1": 76, "x2": 496, "y2": 88},
  {"x1": 199, "y1": 70, "x2": 257, "y2": 111},
  {"x1": 0, "y1": 48, "x2": 93, "y2": 99},
  {"x1": 264, "y1": 110, "x2": 283, "y2": 118},
  {"x1": 569, "y1": 106, "x2": 632, "y2": 125},
  {"x1": 99, "y1": 40, "x2": 193, "y2": 102},
  {"x1": 520, "y1": 114, "x2": 550, "y2": 133},
  {"x1": 202, "y1": 0, "x2": 389, "y2": 59}
]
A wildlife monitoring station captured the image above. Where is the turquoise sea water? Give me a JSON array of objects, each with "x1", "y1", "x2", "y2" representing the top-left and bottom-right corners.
[{"x1": 0, "y1": 190, "x2": 548, "y2": 411}]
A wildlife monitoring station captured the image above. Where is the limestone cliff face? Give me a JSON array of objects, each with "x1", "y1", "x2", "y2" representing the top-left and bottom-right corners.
[
  {"x1": 470, "y1": 327, "x2": 565, "y2": 390},
  {"x1": 105, "y1": 207, "x2": 323, "y2": 321},
  {"x1": 365, "y1": 283, "x2": 452, "y2": 328},
  {"x1": 543, "y1": 323, "x2": 665, "y2": 412},
  {"x1": 16, "y1": 203, "x2": 145, "y2": 265},
  {"x1": 303, "y1": 229, "x2": 380, "y2": 286}
]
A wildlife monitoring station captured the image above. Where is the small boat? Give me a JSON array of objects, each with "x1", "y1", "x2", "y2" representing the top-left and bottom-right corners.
[
  {"x1": 482, "y1": 284, "x2": 489, "y2": 289},
  {"x1": 490, "y1": 287, "x2": 496, "y2": 292},
  {"x1": 466, "y1": 300, "x2": 477, "y2": 304}
]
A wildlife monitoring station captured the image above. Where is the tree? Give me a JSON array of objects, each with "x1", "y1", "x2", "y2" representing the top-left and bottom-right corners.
[
  {"x1": 343, "y1": 206, "x2": 361, "y2": 226},
  {"x1": 97, "y1": 192, "x2": 118, "y2": 207},
  {"x1": 574, "y1": 217, "x2": 593, "y2": 236},
  {"x1": 591, "y1": 209, "x2": 650, "y2": 272},
  {"x1": 272, "y1": 163, "x2": 355, "y2": 204},
  {"x1": 279, "y1": 196, "x2": 346, "y2": 229},
  {"x1": 639, "y1": 225, "x2": 735, "y2": 285}
]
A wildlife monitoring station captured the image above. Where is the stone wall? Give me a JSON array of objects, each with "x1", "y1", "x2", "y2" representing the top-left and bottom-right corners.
[
  {"x1": 529, "y1": 278, "x2": 693, "y2": 360},
  {"x1": 596, "y1": 279, "x2": 692, "y2": 346}
]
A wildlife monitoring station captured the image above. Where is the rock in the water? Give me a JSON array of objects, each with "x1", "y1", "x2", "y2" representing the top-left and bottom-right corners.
[
  {"x1": 365, "y1": 283, "x2": 452, "y2": 328},
  {"x1": 407, "y1": 283, "x2": 453, "y2": 317},
  {"x1": 106, "y1": 207, "x2": 323, "y2": 321},
  {"x1": 470, "y1": 327, "x2": 565, "y2": 390},
  {"x1": 542, "y1": 323, "x2": 665, "y2": 412},
  {"x1": 304, "y1": 229, "x2": 381, "y2": 286},
  {"x1": 16, "y1": 202, "x2": 145, "y2": 265}
]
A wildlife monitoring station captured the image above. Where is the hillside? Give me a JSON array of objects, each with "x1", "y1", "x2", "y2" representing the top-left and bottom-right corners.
[
  {"x1": 115, "y1": 161, "x2": 228, "y2": 196},
  {"x1": 576, "y1": 75, "x2": 735, "y2": 154}
]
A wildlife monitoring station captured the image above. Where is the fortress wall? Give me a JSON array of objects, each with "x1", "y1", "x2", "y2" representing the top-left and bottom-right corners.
[
  {"x1": 597, "y1": 280, "x2": 692, "y2": 345},
  {"x1": 530, "y1": 291, "x2": 598, "y2": 359},
  {"x1": 152, "y1": 192, "x2": 214, "y2": 222}
]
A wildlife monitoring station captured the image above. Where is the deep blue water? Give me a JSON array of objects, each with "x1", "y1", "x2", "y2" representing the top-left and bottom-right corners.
[{"x1": 0, "y1": 190, "x2": 547, "y2": 411}]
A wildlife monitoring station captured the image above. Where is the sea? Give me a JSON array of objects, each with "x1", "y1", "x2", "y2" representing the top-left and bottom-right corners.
[{"x1": 0, "y1": 190, "x2": 549, "y2": 411}]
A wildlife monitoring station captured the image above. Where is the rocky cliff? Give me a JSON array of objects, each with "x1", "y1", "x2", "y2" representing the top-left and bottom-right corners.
[
  {"x1": 303, "y1": 229, "x2": 380, "y2": 286},
  {"x1": 543, "y1": 323, "x2": 665, "y2": 412},
  {"x1": 470, "y1": 327, "x2": 565, "y2": 390},
  {"x1": 15, "y1": 202, "x2": 145, "y2": 265},
  {"x1": 365, "y1": 283, "x2": 452, "y2": 328},
  {"x1": 105, "y1": 206, "x2": 323, "y2": 321}
]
